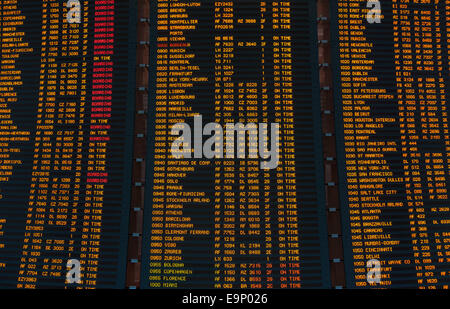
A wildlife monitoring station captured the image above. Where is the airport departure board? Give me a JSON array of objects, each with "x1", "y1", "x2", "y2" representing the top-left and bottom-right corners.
[
  {"x1": 140, "y1": 0, "x2": 330, "y2": 289},
  {"x1": 0, "y1": 0, "x2": 449, "y2": 293},
  {"x1": 332, "y1": 0, "x2": 450, "y2": 288},
  {"x1": 0, "y1": 0, "x2": 136, "y2": 288}
]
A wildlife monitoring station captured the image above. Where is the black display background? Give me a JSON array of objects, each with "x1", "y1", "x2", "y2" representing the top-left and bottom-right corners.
[{"x1": 0, "y1": 0, "x2": 136, "y2": 288}]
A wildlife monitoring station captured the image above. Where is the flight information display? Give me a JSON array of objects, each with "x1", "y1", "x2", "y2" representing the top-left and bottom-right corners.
[
  {"x1": 0, "y1": 0, "x2": 136, "y2": 288},
  {"x1": 332, "y1": 0, "x2": 450, "y2": 288},
  {"x1": 2, "y1": 0, "x2": 450, "y2": 293},
  {"x1": 140, "y1": 0, "x2": 330, "y2": 288}
]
